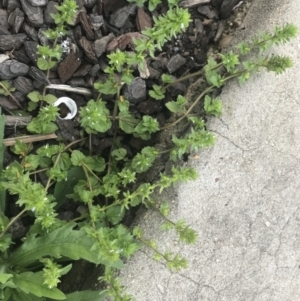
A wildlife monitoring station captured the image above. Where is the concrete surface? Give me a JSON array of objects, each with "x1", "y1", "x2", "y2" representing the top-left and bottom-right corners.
[{"x1": 118, "y1": 0, "x2": 300, "y2": 300}]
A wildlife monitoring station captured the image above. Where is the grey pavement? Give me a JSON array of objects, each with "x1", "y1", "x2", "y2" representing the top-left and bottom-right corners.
[{"x1": 118, "y1": 0, "x2": 300, "y2": 300}]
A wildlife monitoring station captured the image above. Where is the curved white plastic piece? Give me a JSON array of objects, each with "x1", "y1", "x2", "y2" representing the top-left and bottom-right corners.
[{"x1": 53, "y1": 97, "x2": 77, "y2": 120}]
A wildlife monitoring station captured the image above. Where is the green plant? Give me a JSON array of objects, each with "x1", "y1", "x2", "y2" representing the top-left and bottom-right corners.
[
  {"x1": 26, "y1": 0, "x2": 78, "y2": 134},
  {"x1": 0, "y1": 0, "x2": 298, "y2": 299}
]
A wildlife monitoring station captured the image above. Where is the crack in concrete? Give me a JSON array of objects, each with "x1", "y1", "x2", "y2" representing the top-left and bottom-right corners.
[{"x1": 209, "y1": 130, "x2": 255, "y2": 153}]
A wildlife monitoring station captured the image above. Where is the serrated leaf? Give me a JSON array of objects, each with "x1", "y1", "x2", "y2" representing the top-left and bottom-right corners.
[
  {"x1": 28, "y1": 101, "x2": 39, "y2": 111},
  {"x1": 111, "y1": 148, "x2": 127, "y2": 161},
  {"x1": 43, "y1": 94, "x2": 57, "y2": 104},
  {"x1": 8, "y1": 223, "x2": 124, "y2": 269},
  {"x1": 37, "y1": 58, "x2": 50, "y2": 71},
  {"x1": 118, "y1": 111, "x2": 139, "y2": 134},
  {"x1": 70, "y1": 150, "x2": 85, "y2": 166},
  {"x1": 53, "y1": 152, "x2": 71, "y2": 171},
  {"x1": 106, "y1": 206, "x2": 125, "y2": 225},
  {"x1": 165, "y1": 101, "x2": 183, "y2": 113},
  {"x1": 161, "y1": 74, "x2": 173, "y2": 84},
  {"x1": 13, "y1": 272, "x2": 65, "y2": 300},
  {"x1": 27, "y1": 91, "x2": 41, "y2": 102}
]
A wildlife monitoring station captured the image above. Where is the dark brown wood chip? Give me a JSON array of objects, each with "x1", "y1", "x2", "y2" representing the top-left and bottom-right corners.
[{"x1": 58, "y1": 53, "x2": 81, "y2": 83}]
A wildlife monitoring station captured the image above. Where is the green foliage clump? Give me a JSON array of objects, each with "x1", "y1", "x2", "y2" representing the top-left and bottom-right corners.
[{"x1": 0, "y1": 0, "x2": 298, "y2": 298}]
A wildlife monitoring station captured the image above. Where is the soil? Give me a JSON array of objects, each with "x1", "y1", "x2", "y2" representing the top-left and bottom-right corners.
[{"x1": 0, "y1": 0, "x2": 254, "y2": 295}]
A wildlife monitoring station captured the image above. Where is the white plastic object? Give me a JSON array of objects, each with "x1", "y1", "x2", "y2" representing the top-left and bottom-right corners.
[{"x1": 53, "y1": 97, "x2": 77, "y2": 120}]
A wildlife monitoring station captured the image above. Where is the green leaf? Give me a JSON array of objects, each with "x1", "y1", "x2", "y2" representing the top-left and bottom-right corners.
[
  {"x1": 43, "y1": 94, "x2": 57, "y2": 104},
  {"x1": 37, "y1": 58, "x2": 50, "y2": 70},
  {"x1": 11, "y1": 139, "x2": 32, "y2": 156},
  {"x1": 53, "y1": 152, "x2": 71, "y2": 171},
  {"x1": 70, "y1": 150, "x2": 86, "y2": 166},
  {"x1": 106, "y1": 206, "x2": 125, "y2": 225},
  {"x1": 91, "y1": 156, "x2": 106, "y2": 172},
  {"x1": 0, "y1": 274, "x2": 13, "y2": 284},
  {"x1": 165, "y1": 95, "x2": 187, "y2": 114},
  {"x1": 23, "y1": 154, "x2": 40, "y2": 171},
  {"x1": 131, "y1": 146, "x2": 158, "y2": 173},
  {"x1": 111, "y1": 148, "x2": 127, "y2": 161},
  {"x1": 10, "y1": 290, "x2": 41, "y2": 301},
  {"x1": 8, "y1": 223, "x2": 124, "y2": 269},
  {"x1": 204, "y1": 95, "x2": 222, "y2": 117},
  {"x1": 54, "y1": 167, "x2": 85, "y2": 209},
  {"x1": 13, "y1": 272, "x2": 66, "y2": 300},
  {"x1": 118, "y1": 111, "x2": 139, "y2": 134},
  {"x1": 0, "y1": 81, "x2": 15, "y2": 96},
  {"x1": 28, "y1": 101, "x2": 39, "y2": 111},
  {"x1": 161, "y1": 74, "x2": 173, "y2": 84},
  {"x1": 65, "y1": 290, "x2": 107, "y2": 301},
  {"x1": 27, "y1": 91, "x2": 41, "y2": 102},
  {"x1": 149, "y1": 84, "x2": 165, "y2": 100},
  {"x1": 134, "y1": 116, "x2": 159, "y2": 140}
]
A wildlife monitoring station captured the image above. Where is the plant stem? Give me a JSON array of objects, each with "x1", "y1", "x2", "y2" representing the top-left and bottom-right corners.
[
  {"x1": 160, "y1": 85, "x2": 215, "y2": 130},
  {"x1": 82, "y1": 165, "x2": 96, "y2": 229},
  {"x1": 0, "y1": 82, "x2": 23, "y2": 109},
  {"x1": 0, "y1": 208, "x2": 27, "y2": 238},
  {"x1": 45, "y1": 152, "x2": 62, "y2": 191}
]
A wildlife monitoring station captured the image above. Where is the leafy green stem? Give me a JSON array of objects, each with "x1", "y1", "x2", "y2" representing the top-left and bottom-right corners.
[
  {"x1": 161, "y1": 85, "x2": 215, "y2": 130},
  {"x1": 0, "y1": 208, "x2": 27, "y2": 238},
  {"x1": 0, "y1": 81, "x2": 23, "y2": 109}
]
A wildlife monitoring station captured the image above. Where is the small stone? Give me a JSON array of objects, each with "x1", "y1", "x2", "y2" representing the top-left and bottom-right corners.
[
  {"x1": 0, "y1": 9, "x2": 8, "y2": 28},
  {"x1": 12, "y1": 49, "x2": 31, "y2": 64},
  {"x1": 124, "y1": 77, "x2": 146, "y2": 104},
  {"x1": 84, "y1": 0, "x2": 97, "y2": 8},
  {"x1": 0, "y1": 60, "x2": 29, "y2": 80},
  {"x1": 0, "y1": 95, "x2": 19, "y2": 110},
  {"x1": 22, "y1": 22, "x2": 38, "y2": 41},
  {"x1": 137, "y1": 100, "x2": 161, "y2": 114},
  {"x1": 0, "y1": 55, "x2": 10, "y2": 64},
  {"x1": 24, "y1": 41, "x2": 39, "y2": 64},
  {"x1": 38, "y1": 28, "x2": 48, "y2": 45},
  {"x1": 8, "y1": 8, "x2": 24, "y2": 33},
  {"x1": 109, "y1": 5, "x2": 131, "y2": 28},
  {"x1": 28, "y1": 0, "x2": 47, "y2": 6},
  {"x1": 88, "y1": 64, "x2": 100, "y2": 77},
  {"x1": 167, "y1": 82, "x2": 187, "y2": 97},
  {"x1": 89, "y1": 14, "x2": 103, "y2": 31},
  {"x1": 0, "y1": 24, "x2": 10, "y2": 35},
  {"x1": 13, "y1": 76, "x2": 34, "y2": 95},
  {"x1": 28, "y1": 67, "x2": 50, "y2": 85},
  {"x1": 101, "y1": 0, "x2": 127, "y2": 14},
  {"x1": 21, "y1": 0, "x2": 44, "y2": 27},
  {"x1": 0, "y1": 34, "x2": 27, "y2": 51},
  {"x1": 7, "y1": 0, "x2": 21, "y2": 13},
  {"x1": 44, "y1": 1, "x2": 57, "y2": 25},
  {"x1": 197, "y1": 5, "x2": 218, "y2": 19},
  {"x1": 94, "y1": 33, "x2": 115, "y2": 57},
  {"x1": 167, "y1": 54, "x2": 186, "y2": 73},
  {"x1": 179, "y1": 0, "x2": 210, "y2": 8},
  {"x1": 221, "y1": 0, "x2": 240, "y2": 19},
  {"x1": 194, "y1": 19, "x2": 204, "y2": 33}
]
